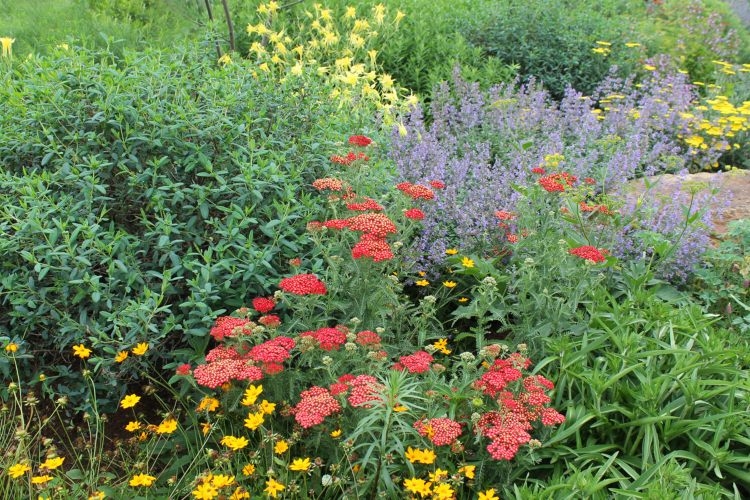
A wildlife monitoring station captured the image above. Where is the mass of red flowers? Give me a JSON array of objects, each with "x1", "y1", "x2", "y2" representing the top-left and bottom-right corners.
[
  {"x1": 404, "y1": 208, "x2": 425, "y2": 220},
  {"x1": 346, "y1": 197, "x2": 384, "y2": 212},
  {"x1": 331, "y1": 151, "x2": 369, "y2": 165},
  {"x1": 293, "y1": 386, "x2": 342, "y2": 428},
  {"x1": 393, "y1": 350, "x2": 434, "y2": 373},
  {"x1": 538, "y1": 172, "x2": 577, "y2": 192},
  {"x1": 348, "y1": 135, "x2": 373, "y2": 147},
  {"x1": 312, "y1": 177, "x2": 345, "y2": 191},
  {"x1": 569, "y1": 245, "x2": 607, "y2": 263},
  {"x1": 351, "y1": 234, "x2": 394, "y2": 262},
  {"x1": 279, "y1": 273, "x2": 328, "y2": 295},
  {"x1": 396, "y1": 182, "x2": 435, "y2": 200},
  {"x1": 414, "y1": 417, "x2": 463, "y2": 446},
  {"x1": 209, "y1": 316, "x2": 253, "y2": 341},
  {"x1": 252, "y1": 297, "x2": 276, "y2": 314},
  {"x1": 300, "y1": 327, "x2": 348, "y2": 351}
]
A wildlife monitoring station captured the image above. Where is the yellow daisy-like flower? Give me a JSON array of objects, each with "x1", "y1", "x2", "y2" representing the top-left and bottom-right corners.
[
  {"x1": 201, "y1": 422, "x2": 212, "y2": 435},
  {"x1": 73, "y1": 344, "x2": 92, "y2": 359},
  {"x1": 330, "y1": 429, "x2": 342, "y2": 438},
  {"x1": 31, "y1": 475, "x2": 53, "y2": 484},
  {"x1": 8, "y1": 463, "x2": 31, "y2": 478},
  {"x1": 458, "y1": 297, "x2": 469, "y2": 303},
  {"x1": 459, "y1": 464, "x2": 476, "y2": 479},
  {"x1": 259, "y1": 399, "x2": 276, "y2": 415},
  {"x1": 264, "y1": 478, "x2": 285, "y2": 498},
  {"x1": 192, "y1": 483, "x2": 218, "y2": 500},
  {"x1": 393, "y1": 405, "x2": 408, "y2": 412},
  {"x1": 445, "y1": 248, "x2": 458, "y2": 255},
  {"x1": 0, "y1": 37, "x2": 15, "y2": 58},
  {"x1": 196, "y1": 397, "x2": 220, "y2": 412},
  {"x1": 289, "y1": 457, "x2": 311, "y2": 472},
  {"x1": 442, "y1": 280, "x2": 457, "y2": 288},
  {"x1": 244, "y1": 411, "x2": 265, "y2": 431},
  {"x1": 88, "y1": 491, "x2": 106, "y2": 500},
  {"x1": 415, "y1": 279, "x2": 430, "y2": 286},
  {"x1": 129, "y1": 473, "x2": 156, "y2": 487},
  {"x1": 156, "y1": 418, "x2": 178, "y2": 434},
  {"x1": 478, "y1": 488, "x2": 500, "y2": 500},
  {"x1": 114, "y1": 351, "x2": 128, "y2": 363},
  {"x1": 274, "y1": 440, "x2": 289, "y2": 454},
  {"x1": 229, "y1": 487, "x2": 250, "y2": 499},
  {"x1": 241, "y1": 384, "x2": 263, "y2": 406},
  {"x1": 432, "y1": 482, "x2": 454, "y2": 499},
  {"x1": 242, "y1": 463, "x2": 256, "y2": 476},
  {"x1": 221, "y1": 435, "x2": 249, "y2": 451},
  {"x1": 120, "y1": 394, "x2": 141, "y2": 409},
  {"x1": 403, "y1": 477, "x2": 431, "y2": 496},
  {"x1": 461, "y1": 257, "x2": 475, "y2": 268},
  {"x1": 5, "y1": 342, "x2": 18, "y2": 353},
  {"x1": 432, "y1": 338, "x2": 451, "y2": 355},
  {"x1": 131, "y1": 343, "x2": 149, "y2": 356},
  {"x1": 345, "y1": 6, "x2": 356, "y2": 18},
  {"x1": 210, "y1": 474, "x2": 235, "y2": 488},
  {"x1": 40, "y1": 456, "x2": 64, "y2": 470},
  {"x1": 125, "y1": 421, "x2": 141, "y2": 432}
]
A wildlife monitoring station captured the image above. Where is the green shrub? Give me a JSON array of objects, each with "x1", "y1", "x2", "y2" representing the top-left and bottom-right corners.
[
  {"x1": 465, "y1": 0, "x2": 638, "y2": 100},
  {"x1": 0, "y1": 43, "x2": 374, "y2": 409}
]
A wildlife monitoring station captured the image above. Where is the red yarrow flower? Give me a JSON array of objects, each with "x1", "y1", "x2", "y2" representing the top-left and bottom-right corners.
[
  {"x1": 346, "y1": 213, "x2": 397, "y2": 237},
  {"x1": 569, "y1": 245, "x2": 607, "y2": 263},
  {"x1": 209, "y1": 317, "x2": 253, "y2": 341},
  {"x1": 293, "y1": 386, "x2": 342, "y2": 428},
  {"x1": 193, "y1": 360, "x2": 263, "y2": 389},
  {"x1": 312, "y1": 178, "x2": 344, "y2": 191},
  {"x1": 414, "y1": 418, "x2": 462, "y2": 446},
  {"x1": 404, "y1": 208, "x2": 425, "y2": 220},
  {"x1": 396, "y1": 182, "x2": 435, "y2": 200},
  {"x1": 175, "y1": 363, "x2": 192, "y2": 376},
  {"x1": 352, "y1": 234, "x2": 394, "y2": 262},
  {"x1": 301, "y1": 327, "x2": 347, "y2": 351},
  {"x1": 429, "y1": 180, "x2": 446, "y2": 189},
  {"x1": 538, "y1": 172, "x2": 577, "y2": 192},
  {"x1": 252, "y1": 297, "x2": 276, "y2": 314},
  {"x1": 393, "y1": 351, "x2": 434, "y2": 374},
  {"x1": 279, "y1": 274, "x2": 327, "y2": 295},
  {"x1": 346, "y1": 197, "x2": 384, "y2": 212},
  {"x1": 348, "y1": 135, "x2": 373, "y2": 147},
  {"x1": 258, "y1": 314, "x2": 281, "y2": 328}
]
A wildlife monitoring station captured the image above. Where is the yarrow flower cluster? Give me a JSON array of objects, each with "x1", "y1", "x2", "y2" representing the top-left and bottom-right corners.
[
  {"x1": 210, "y1": 316, "x2": 253, "y2": 341},
  {"x1": 414, "y1": 417, "x2": 463, "y2": 446},
  {"x1": 396, "y1": 181, "x2": 435, "y2": 200},
  {"x1": 569, "y1": 245, "x2": 608, "y2": 263},
  {"x1": 279, "y1": 274, "x2": 328, "y2": 295},
  {"x1": 292, "y1": 386, "x2": 342, "y2": 428},
  {"x1": 538, "y1": 172, "x2": 578, "y2": 193},
  {"x1": 301, "y1": 326, "x2": 347, "y2": 351},
  {"x1": 393, "y1": 350, "x2": 434, "y2": 373}
]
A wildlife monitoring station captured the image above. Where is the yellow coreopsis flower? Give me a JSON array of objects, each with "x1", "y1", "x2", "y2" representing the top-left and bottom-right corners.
[
  {"x1": 432, "y1": 482, "x2": 454, "y2": 500},
  {"x1": 114, "y1": 351, "x2": 128, "y2": 363},
  {"x1": 445, "y1": 248, "x2": 458, "y2": 255},
  {"x1": 192, "y1": 483, "x2": 218, "y2": 500},
  {"x1": 7, "y1": 463, "x2": 31, "y2": 478},
  {"x1": 40, "y1": 456, "x2": 64, "y2": 470},
  {"x1": 264, "y1": 478, "x2": 285, "y2": 498},
  {"x1": 131, "y1": 342, "x2": 148, "y2": 356},
  {"x1": 156, "y1": 418, "x2": 178, "y2": 434},
  {"x1": 120, "y1": 394, "x2": 141, "y2": 409},
  {"x1": 259, "y1": 399, "x2": 276, "y2": 415},
  {"x1": 197, "y1": 397, "x2": 220, "y2": 412},
  {"x1": 229, "y1": 487, "x2": 250, "y2": 499},
  {"x1": 242, "y1": 463, "x2": 256, "y2": 476},
  {"x1": 459, "y1": 464, "x2": 476, "y2": 479},
  {"x1": 129, "y1": 473, "x2": 156, "y2": 487},
  {"x1": 461, "y1": 257, "x2": 475, "y2": 268},
  {"x1": 210, "y1": 474, "x2": 235, "y2": 488},
  {"x1": 415, "y1": 279, "x2": 430, "y2": 286},
  {"x1": 478, "y1": 488, "x2": 500, "y2": 500},
  {"x1": 244, "y1": 411, "x2": 264, "y2": 430},
  {"x1": 289, "y1": 457, "x2": 311, "y2": 472},
  {"x1": 274, "y1": 440, "x2": 289, "y2": 454},
  {"x1": 242, "y1": 384, "x2": 263, "y2": 406},
  {"x1": 5, "y1": 342, "x2": 18, "y2": 353},
  {"x1": 442, "y1": 280, "x2": 457, "y2": 288},
  {"x1": 403, "y1": 477, "x2": 431, "y2": 496},
  {"x1": 73, "y1": 344, "x2": 92, "y2": 359},
  {"x1": 330, "y1": 429, "x2": 342, "y2": 438},
  {"x1": 1, "y1": 37, "x2": 15, "y2": 58},
  {"x1": 88, "y1": 491, "x2": 106, "y2": 500},
  {"x1": 221, "y1": 435, "x2": 249, "y2": 451},
  {"x1": 31, "y1": 475, "x2": 53, "y2": 484},
  {"x1": 125, "y1": 421, "x2": 141, "y2": 432}
]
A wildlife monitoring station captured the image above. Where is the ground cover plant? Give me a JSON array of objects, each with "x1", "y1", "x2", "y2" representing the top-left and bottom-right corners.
[{"x1": 2, "y1": 0, "x2": 750, "y2": 498}]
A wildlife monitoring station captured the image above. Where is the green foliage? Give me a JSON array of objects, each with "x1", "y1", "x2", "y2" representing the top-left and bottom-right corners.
[
  {"x1": 531, "y1": 283, "x2": 750, "y2": 497},
  {"x1": 0, "y1": 0, "x2": 199, "y2": 57},
  {"x1": 691, "y1": 218, "x2": 750, "y2": 331},
  {"x1": 465, "y1": 0, "x2": 638, "y2": 100},
  {"x1": 0, "y1": 43, "x2": 371, "y2": 409}
]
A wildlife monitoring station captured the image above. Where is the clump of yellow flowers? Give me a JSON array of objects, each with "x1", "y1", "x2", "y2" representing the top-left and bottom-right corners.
[{"x1": 246, "y1": 3, "x2": 417, "y2": 125}]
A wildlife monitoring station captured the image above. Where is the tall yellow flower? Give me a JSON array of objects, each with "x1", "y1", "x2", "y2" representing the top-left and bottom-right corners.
[
  {"x1": 73, "y1": 344, "x2": 92, "y2": 359},
  {"x1": 264, "y1": 478, "x2": 285, "y2": 498},
  {"x1": 289, "y1": 457, "x2": 311, "y2": 472},
  {"x1": 156, "y1": 418, "x2": 178, "y2": 434},
  {"x1": 120, "y1": 394, "x2": 141, "y2": 409},
  {"x1": 1, "y1": 37, "x2": 15, "y2": 58},
  {"x1": 129, "y1": 473, "x2": 156, "y2": 487},
  {"x1": 131, "y1": 342, "x2": 149, "y2": 356},
  {"x1": 192, "y1": 483, "x2": 218, "y2": 500},
  {"x1": 241, "y1": 384, "x2": 263, "y2": 406},
  {"x1": 114, "y1": 351, "x2": 128, "y2": 363},
  {"x1": 274, "y1": 440, "x2": 289, "y2": 454},
  {"x1": 40, "y1": 456, "x2": 64, "y2": 470},
  {"x1": 7, "y1": 463, "x2": 31, "y2": 478}
]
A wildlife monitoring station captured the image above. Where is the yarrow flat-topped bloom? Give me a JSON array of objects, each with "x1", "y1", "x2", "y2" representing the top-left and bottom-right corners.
[
  {"x1": 348, "y1": 134, "x2": 373, "y2": 147},
  {"x1": 279, "y1": 273, "x2": 327, "y2": 295}
]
